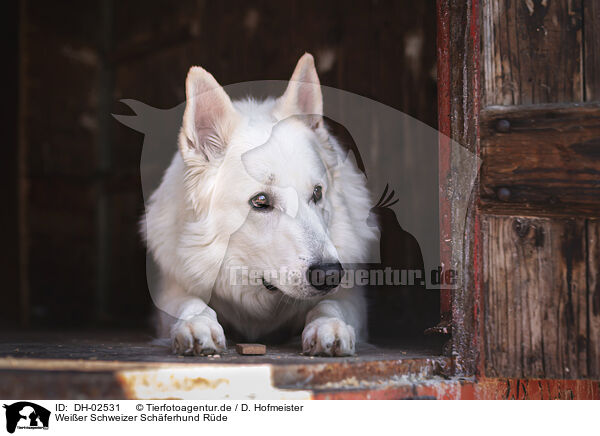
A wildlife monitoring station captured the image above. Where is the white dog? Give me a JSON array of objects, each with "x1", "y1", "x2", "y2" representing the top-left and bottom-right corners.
[{"x1": 144, "y1": 54, "x2": 376, "y2": 356}]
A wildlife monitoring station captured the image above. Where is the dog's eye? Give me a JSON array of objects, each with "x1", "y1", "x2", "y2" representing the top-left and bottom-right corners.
[
  {"x1": 250, "y1": 193, "x2": 271, "y2": 210},
  {"x1": 312, "y1": 185, "x2": 323, "y2": 203}
]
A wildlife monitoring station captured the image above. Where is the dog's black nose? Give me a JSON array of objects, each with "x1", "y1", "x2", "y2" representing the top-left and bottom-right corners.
[{"x1": 307, "y1": 262, "x2": 344, "y2": 292}]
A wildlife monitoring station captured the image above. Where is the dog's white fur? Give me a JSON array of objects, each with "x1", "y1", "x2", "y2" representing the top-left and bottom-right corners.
[{"x1": 144, "y1": 54, "x2": 375, "y2": 356}]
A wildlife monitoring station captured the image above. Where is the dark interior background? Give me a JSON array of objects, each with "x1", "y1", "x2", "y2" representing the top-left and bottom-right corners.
[{"x1": 4, "y1": 0, "x2": 437, "y2": 336}]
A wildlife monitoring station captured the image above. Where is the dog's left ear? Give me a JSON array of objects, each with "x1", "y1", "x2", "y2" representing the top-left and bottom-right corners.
[{"x1": 275, "y1": 53, "x2": 323, "y2": 129}]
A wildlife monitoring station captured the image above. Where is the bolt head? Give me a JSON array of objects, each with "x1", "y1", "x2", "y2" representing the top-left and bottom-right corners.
[
  {"x1": 497, "y1": 187, "x2": 511, "y2": 201},
  {"x1": 496, "y1": 119, "x2": 511, "y2": 133}
]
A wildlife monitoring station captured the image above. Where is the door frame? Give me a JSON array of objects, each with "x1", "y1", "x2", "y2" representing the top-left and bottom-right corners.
[
  {"x1": 437, "y1": 0, "x2": 600, "y2": 398},
  {"x1": 437, "y1": 0, "x2": 482, "y2": 377}
]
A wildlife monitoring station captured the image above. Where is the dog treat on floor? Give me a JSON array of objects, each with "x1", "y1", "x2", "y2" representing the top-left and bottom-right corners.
[{"x1": 236, "y1": 343, "x2": 267, "y2": 355}]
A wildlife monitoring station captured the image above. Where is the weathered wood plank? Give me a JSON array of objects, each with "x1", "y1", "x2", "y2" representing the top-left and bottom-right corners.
[
  {"x1": 480, "y1": 103, "x2": 600, "y2": 216},
  {"x1": 112, "y1": 0, "x2": 200, "y2": 62},
  {"x1": 483, "y1": 215, "x2": 597, "y2": 379},
  {"x1": 22, "y1": 1, "x2": 103, "y2": 178},
  {"x1": 481, "y1": 0, "x2": 583, "y2": 106},
  {"x1": 26, "y1": 179, "x2": 98, "y2": 323},
  {"x1": 584, "y1": 0, "x2": 600, "y2": 101},
  {"x1": 20, "y1": 1, "x2": 106, "y2": 327},
  {"x1": 587, "y1": 220, "x2": 600, "y2": 377},
  {"x1": 3, "y1": 0, "x2": 21, "y2": 327},
  {"x1": 441, "y1": 0, "x2": 481, "y2": 377}
]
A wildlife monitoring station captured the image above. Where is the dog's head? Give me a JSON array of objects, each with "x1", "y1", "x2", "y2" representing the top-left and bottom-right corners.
[{"x1": 178, "y1": 54, "x2": 365, "y2": 300}]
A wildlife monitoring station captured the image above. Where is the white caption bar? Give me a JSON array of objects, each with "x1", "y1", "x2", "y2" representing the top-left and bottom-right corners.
[{"x1": 0, "y1": 400, "x2": 596, "y2": 435}]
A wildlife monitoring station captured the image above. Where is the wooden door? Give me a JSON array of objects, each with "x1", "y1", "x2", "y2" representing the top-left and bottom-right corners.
[{"x1": 480, "y1": 0, "x2": 600, "y2": 379}]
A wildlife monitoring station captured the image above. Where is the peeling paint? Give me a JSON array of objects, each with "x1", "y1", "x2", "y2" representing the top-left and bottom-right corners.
[{"x1": 118, "y1": 365, "x2": 311, "y2": 400}]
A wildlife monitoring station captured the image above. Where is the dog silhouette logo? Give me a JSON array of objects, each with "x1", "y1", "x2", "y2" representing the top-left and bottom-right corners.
[
  {"x1": 3, "y1": 402, "x2": 50, "y2": 434},
  {"x1": 368, "y1": 184, "x2": 424, "y2": 275}
]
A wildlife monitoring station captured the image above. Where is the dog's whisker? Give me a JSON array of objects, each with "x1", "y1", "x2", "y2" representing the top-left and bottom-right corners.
[{"x1": 273, "y1": 292, "x2": 286, "y2": 314}]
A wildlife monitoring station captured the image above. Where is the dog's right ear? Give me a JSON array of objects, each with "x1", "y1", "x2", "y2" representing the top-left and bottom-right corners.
[{"x1": 180, "y1": 67, "x2": 239, "y2": 162}]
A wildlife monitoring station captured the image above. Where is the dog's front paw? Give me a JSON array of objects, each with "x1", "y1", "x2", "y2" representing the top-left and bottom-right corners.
[
  {"x1": 302, "y1": 317, "x2": 356, "y2": 356},
  {"x1": 171, "y1": 315, "x2": 226, "y2": 356}
]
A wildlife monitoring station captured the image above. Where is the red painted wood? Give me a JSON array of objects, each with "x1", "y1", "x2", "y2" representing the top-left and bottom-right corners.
[
  {"x1": 312, "y1": 378, "x2": 600, "y2": 400},
  {"x1": 469, "y1": 0, "x2": 483, "y2": 379},
  {"x1": 436, "y1": 0, "x2": 452, "y2": 322},
  {"x1": 475, "y1": 378, "x2": 600, "y2": 400},
  {"x1": 436, "y1": 0, "x2": 482, "y2": 377}
]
